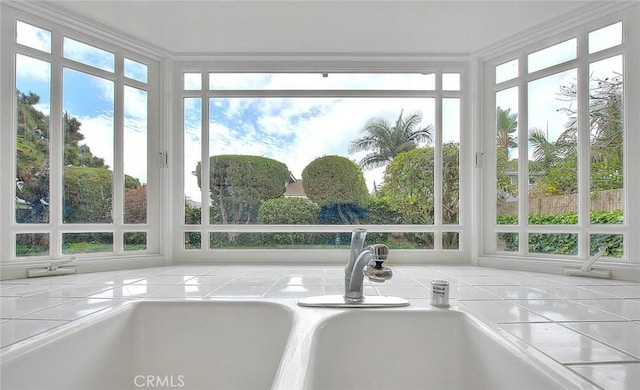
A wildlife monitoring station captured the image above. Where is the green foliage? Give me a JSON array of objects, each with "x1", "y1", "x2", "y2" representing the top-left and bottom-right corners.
[
  {"x1": 257, "y1": 197, "x2": 320, "y2": 225},
  {"x1": 125, "y1": 175, "x2": 142, "y2": 189},
  {"x1": 497, "y1": 210, "x2": 623, "y2": 256},
  {"x1": 197, "y1": 155, "x2": 290, "y2": 225},
  {"x1": 380, "y1": 147, "x2": 435, "y2": 224},
  {"x1": 529, "y1": 155, "x2": 578, "y2": 197},
  {"x1": 16, "y1": 90, "x2": 117, "y2": 225},
  {"x1": 256, "y1": 197, "x2": 320, "y2": 246},
  {"x1": 302, "y1": 156, "x2": 369, "y2": 208},
  {"x1": 378, "y1": 144, "x2": 459, "y2": 225},
  {"x1": 529, "y1": 75, "x2": 623, "y2": 198},
  {"x1": 63, "y1": 166, "x2": 113, "y2": 223},
  {"x1": 184, "y1": 203, "x2": 201, "y2": 225},
  {"x1": 528, "y1": 232, "x2": 578, "y2": 255},
  {"x1": 349, "y1": 110, "x2": 433, "y2": 170}
]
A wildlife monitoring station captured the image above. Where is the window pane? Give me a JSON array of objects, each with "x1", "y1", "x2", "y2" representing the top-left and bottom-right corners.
[
  {"x1": 184, "y1": 98, "x2": 202, "y2": 224},
  {"x1": 124, "y1": 58, "x2": 148, "y2": 83},
  {"x1": 209, "y1": 73, "x2": 436, "y2": 90},
  {"x1": 589, "y1": 22, "x2": 622, "y2": 54},
  {"x1": 124, "y1": 86, "x2": 148, "y2": 224},
  {"x1": 527, "y1": 69, "x2": 578, "y2": 224},
  {"x1": 205, "y1": 97, "x2": 437, "y2": 227},
  {"x1": 442, "y1": 98, "x2": 460, "y2": 224},
  {"x1": 496, "y1": 232, "x2": 518, "y2": 252},
  {"x1": 528, "y1": 38, "x2": 577, "y2": 73},
  {"x1": 16, "y1": 233, "x2": 50, "y2": 257},
  {"x1": 442, "y1": 73, "x2": 460, "y2": 91},
  {"x1": 209, "y1": 232, "x2": 435, "y2": 249},
  {"x1": 63, "y1": 37, "x2": 115, "y2": 73},
  {"x1": 590, "y1": 234, "x2": 623, "y2": 259},
  {"x1": 16, "y1": 21, "x2": 51, "y2": 53},
  {"x1": 185, "y1": 232, "x2": 201, "y2": 249},
  {"x1": 62, "y1": 233, "x2": 113, "y2": 254},
  {"x1": 16, "y1": 55, "x2": 51, "y2": 224},
  {"x1": 63, "y1": 68, "x2": 114, "y2": 223},
  {"x1": 184, "y1": 73, "x2": 201, "y2": 90},
  {"x1": 496, "y1": 59, "x2": 518, "y2": 84},
  {"x1": 442, "y1": 232, "x2": 459, "y2": 249},
  {"x1": 496, "y1": 87, "x2": 518, "y2": 224},
  {"x1": 124, "y1": 232, "x2": 147, "y2": 251},
  {"x1": 589, "y1": 56, "x2": 623, "y2": 224},
  {"x1": 528, "y1": 233, "x2": 578, "y2": 255}
]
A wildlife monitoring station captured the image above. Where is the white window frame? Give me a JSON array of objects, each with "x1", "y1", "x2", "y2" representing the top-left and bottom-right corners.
[
  {"x1": 0, "y1": 3, "x2": 164, "y2": 278},
  {"x1": 478, "y1": 5, "x2": 640, "y2": 280},
  {"x1": 171, "y1": 63, "x2": 472, "y2": 265}
]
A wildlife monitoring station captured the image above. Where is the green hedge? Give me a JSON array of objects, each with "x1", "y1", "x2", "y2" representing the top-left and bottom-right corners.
[{"x1": 497, "y1": 210, "x2": 623, "y2": 257}]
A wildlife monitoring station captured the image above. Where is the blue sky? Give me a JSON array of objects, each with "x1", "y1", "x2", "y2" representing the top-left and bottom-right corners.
[
  {"x1": 16, "y1": 32, "x2": 149, "y2": 185},
  {"x1": 183, "y1": 95, "x2": 451, "y2": 202}
]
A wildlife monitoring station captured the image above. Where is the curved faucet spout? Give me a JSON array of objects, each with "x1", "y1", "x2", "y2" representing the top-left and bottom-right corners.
[{"x1": 345, "y1": 228, "x2": 367, "y2": 293}]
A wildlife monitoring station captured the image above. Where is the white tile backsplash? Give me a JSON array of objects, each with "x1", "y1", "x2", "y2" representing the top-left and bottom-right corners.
[{"x1": 1, "y1": 265, "x2": 638, "y2": 390}]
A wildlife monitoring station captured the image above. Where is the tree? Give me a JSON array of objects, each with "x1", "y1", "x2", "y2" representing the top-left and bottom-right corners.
[
  {"x1": 528, "y1": 127, "x2": 560, "y2": 174},
  {"x1": 63, "y1": 166, "x2": 113, "y2": 223},
  {"x1": 302, "y1": 155, "x2": 369, "y2": 224},
  {"x1": 377, "y1": 143, "x2": 460, "y2": 248},
  {"x1": 496, "y1": 106, "x2": 518, "y2": 158},
  {"x1": 495, "y1": 107, "x2": 518, "y2": 202},
  {"x1": 349, "y1": 110, "x2": 433, "y2": 170},
  {"x1": 197, "y1": 155, "x2": 290, "y2": 225},
  {"x1": 529, "y1": 73, "x2": 623, "y2": 198},
  {"x1": 379, "y1": 143, "x2": 461, "y2": 224}
]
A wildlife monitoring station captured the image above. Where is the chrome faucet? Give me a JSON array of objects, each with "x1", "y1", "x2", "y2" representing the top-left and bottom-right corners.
[
  {"x1": 344, "y1": 228, "x2": 393, "y2": 303},
  {"x1": 298, "y1": 228, "x2": 407, "y2": 307}
]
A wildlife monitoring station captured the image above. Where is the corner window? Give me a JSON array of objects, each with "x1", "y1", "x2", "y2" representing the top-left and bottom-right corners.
[
  {"x1": 8, "y1": 16, "x2": 157, "y2": 260},
  {"x1": 488, "y1": 20, "x2": 627, "y2": 262}
]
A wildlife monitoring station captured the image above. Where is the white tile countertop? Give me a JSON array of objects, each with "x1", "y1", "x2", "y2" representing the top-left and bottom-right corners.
[{"x1": 1, "y1": 265, "x2": 639, "y2": 389}]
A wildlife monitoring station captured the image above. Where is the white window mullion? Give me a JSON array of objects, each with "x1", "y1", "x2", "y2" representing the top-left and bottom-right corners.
[
  {"x1": 200, "y1": 73, "x2": 210, "y2": 249},
  {"x1": 517, "y1": 53, "x2": 529, "y2": 256},
  {"x1": 576, "y1": 30, "x2": 591, "y2": 259},
  {"x1": 434, "y1": 94, "x2": 443, "y2": 236},
  {"x1": 112, "y1": 54, "x2": 125, "y2": 254},
  {"x1": 624, "y1": 7, "x2": 640, "y2": 264},
  {"x1": 50, "y1": 27, "x2": 64, "y2": 259}
]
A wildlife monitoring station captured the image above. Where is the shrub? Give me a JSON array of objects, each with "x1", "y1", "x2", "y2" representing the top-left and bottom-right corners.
[
  {"x1": 302, "y1": 156, "x2": 369, "y2": 208},
  {"x1": 63, "y1": 166, "x2": 112, "y2": 223},
  {"x1": 497, "y1": 210, "x2": 623, "y2": 256},
  {"x1": 257, "y1": 198, "x2": 320, "y2": 246}
]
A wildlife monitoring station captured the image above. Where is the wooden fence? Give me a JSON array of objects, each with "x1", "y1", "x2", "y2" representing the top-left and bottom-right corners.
[{"x1": 497, "y1": 188, "x2": 623, "y2": 216}]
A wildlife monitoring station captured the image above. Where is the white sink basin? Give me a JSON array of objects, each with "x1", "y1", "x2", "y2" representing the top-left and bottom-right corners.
[
  {"x1": 305, "y1": 309, "x2": 586, "y2": 390},
  {"x1": 1, "y1": 301, "x2": 294, "y2": 390}
]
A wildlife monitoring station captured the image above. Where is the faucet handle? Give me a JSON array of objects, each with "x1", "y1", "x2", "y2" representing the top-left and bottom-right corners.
[
  {"x1": 364, "y1": 244, "x2": 392, "y2": 282},
  {"x1": 370, "y1": 243, "x2": 389, "y2": 260}
]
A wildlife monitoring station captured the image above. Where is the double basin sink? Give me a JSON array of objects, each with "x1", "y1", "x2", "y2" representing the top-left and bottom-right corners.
[{"x1": 1, "y1": 300, "x2": 594, "y2": 389}]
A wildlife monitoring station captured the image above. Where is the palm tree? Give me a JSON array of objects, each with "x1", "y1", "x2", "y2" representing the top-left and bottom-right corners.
[
  {"x1": 528, "y1": 127, "x2": 559, "y2": 173},
  {"x1": 349, "y1": 110, "x2": 433, "y2": 170},
  {"x1": 496, "y1": 106, "x2": 518, "y2": 158}
]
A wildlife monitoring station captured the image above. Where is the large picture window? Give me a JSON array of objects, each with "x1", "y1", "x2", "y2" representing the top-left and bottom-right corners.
[{"x1": 179, "y1": 72, "x2": 465, "y2": 257}]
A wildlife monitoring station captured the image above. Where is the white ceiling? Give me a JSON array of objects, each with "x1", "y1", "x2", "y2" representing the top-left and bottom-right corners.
[{"x1": 47, "y1": 1, "x2": 594, "y2": 55}]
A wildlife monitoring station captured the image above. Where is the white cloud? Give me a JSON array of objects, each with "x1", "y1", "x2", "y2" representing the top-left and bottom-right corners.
[
  {"x1": 209, "y1": 73, "x2": 436, "y2": 91},
  {"x1": 16, "y1": 21, "x2": 51, "y2": 53},
  {"x1": 188, "y1": 96, "x2": 438, "y2": 197},
  {"x1": 76, "y1": 113, "x2": 114, "y2": 169},
  {"x1": 63, "y1": 37, "x2": 114, "y2": 73},
  {"x1": 16, "y1": 54, "x2": 50, "y2": 83}
]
